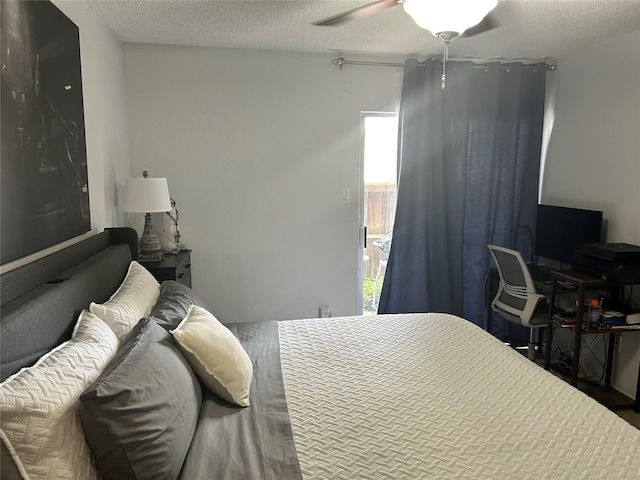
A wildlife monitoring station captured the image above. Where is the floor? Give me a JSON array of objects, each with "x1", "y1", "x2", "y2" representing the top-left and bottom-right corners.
[
  {"x1": 581, "y1": 385, "x2": 640, "y2": 429},
  {"x1": 616, "y1": 409, "x2": 640, "y2": 429},
  {"x1": 520, "y1": 346, "x2": 640, "y2": 430}
]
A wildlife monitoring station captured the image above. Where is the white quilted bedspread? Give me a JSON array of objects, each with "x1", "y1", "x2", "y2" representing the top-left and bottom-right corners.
[{"x1": 279, "y1": 313, "x2": 640, "y2": 479}]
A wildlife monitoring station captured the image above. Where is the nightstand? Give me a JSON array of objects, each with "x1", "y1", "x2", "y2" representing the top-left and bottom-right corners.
[{"x1": 141, "y1": 250, "x2": 192, "y2": 288}]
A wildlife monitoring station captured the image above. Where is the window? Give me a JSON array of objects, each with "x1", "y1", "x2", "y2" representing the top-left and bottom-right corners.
[{"x1": 362, "y1": 114, "x2": 398, "y2": 314}]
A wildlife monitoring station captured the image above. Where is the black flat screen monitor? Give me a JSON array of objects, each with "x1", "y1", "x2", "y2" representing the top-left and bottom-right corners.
[{"x1": 534, "y1": 204, "x2": 603, "y2": 264}]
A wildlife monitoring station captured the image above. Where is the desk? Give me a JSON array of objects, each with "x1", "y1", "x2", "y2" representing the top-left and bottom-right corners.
[{"x1": 543, "y1": 269, "x2": 640, "y2": 412}]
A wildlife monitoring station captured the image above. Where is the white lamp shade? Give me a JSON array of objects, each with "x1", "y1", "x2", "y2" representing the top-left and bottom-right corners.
[
  {"x1": 123, "y1": 176, "x2": 172, "y2": 213},
  {"x1": 403, "y1": 0, "x2": 498, "y2": 35}
]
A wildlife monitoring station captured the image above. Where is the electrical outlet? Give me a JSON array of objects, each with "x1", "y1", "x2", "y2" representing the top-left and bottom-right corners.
[{"x1": 318, "y1": 305, "x2": 332, "y2": 318}]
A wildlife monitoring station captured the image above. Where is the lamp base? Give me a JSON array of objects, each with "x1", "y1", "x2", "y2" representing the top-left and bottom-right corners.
[
  {"x1": 139, "y1": 213, "x2": 164, "y2": 262},
  {"x1": 139, "y1": 251, "x2": 165, "y2": 262}
]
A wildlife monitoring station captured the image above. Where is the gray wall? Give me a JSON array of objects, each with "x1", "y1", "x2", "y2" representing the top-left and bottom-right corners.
[
  {"x1": 542, "y1": 29, "x2": 640, "y2": 399},
  {"x1": 123, "y1": 45, "x2": 402, "y2": 322}
]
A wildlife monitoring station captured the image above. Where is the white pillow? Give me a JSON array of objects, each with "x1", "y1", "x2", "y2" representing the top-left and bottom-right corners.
[
  {"x1": 0, "y1": 311, "x2": 118, "y2": 480},
  {"x1": 171, "y1": 305, "x2": 253, "y2": 407},
  {"x1": 90, "y1": 260, "x2": 160, "y2": 340}
]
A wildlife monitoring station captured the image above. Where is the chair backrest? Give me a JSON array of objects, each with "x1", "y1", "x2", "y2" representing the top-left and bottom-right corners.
[{"x1": 487, "y1": 244, "x2": 546, "y2": 327}]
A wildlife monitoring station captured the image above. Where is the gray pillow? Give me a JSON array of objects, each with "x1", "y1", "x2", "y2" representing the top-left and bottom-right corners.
[
  {"x1": 150, "y1": 280, "x2": 211, "y2": 331},
  {"x1": 79, "y1": 318, "x2": 202, "y2": 480}
]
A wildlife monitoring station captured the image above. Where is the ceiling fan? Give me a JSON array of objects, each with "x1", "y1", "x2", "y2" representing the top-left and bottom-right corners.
[
  {"x1": 314, "y1": 0, "x2": 500, "y2": 88},
  {"x1": 313, "y1": 0, "x2": 499, "y2": 40}
]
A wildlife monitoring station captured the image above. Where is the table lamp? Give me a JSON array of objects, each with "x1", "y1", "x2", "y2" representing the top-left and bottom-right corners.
[{"x1": 123, "y1": 171, "x2": 172, "y2": 261}]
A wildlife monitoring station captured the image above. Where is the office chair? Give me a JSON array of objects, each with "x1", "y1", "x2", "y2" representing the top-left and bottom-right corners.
[{"x1": 487, "y1": 244, "x2": 550, "y2": 360}]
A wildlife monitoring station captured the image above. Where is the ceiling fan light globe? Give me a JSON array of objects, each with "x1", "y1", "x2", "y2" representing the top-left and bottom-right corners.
[{"x1": 403, "y1": 0, "x2": 498, "y2": 37}]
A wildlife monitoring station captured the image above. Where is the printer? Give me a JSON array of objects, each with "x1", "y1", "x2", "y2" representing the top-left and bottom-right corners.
[{"x1": 571, "y1": 243, "x2": 640, "y2": 284}]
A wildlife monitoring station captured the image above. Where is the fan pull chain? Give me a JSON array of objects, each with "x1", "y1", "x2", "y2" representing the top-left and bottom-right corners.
[{"x1": 441, "y1": 40, "x2": 449, "y2": 90}]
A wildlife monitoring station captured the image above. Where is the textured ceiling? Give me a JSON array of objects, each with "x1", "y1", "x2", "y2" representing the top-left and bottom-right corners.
[{"x1": 86, "y1": 0, "x2": 640, "y2": 61}]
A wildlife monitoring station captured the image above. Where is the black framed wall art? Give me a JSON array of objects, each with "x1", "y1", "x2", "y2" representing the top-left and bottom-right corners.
[{"x1": 1, "y1": 0, "x2": 90, "y2": 264}]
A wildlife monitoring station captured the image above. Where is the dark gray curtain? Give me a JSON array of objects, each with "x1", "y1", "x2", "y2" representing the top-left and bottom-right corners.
[{"x1": 378, "y1": 58, "x2": 546, "y2": 336}]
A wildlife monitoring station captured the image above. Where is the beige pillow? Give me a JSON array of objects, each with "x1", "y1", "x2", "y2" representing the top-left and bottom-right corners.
[
  {"x1": 90, "y1": 261, "x2": 160, "y2": 340},
  {"x1": 171, "y1": 306, "x2": 253, "y2": 407},
  {"x1": 0, "y1": 311, "x2": 118, "y2": 480}
]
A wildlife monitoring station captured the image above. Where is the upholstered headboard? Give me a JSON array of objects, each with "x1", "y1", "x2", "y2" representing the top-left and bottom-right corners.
[{"x1": 0, "y1": 228, "x2": 138, "y2": 381}]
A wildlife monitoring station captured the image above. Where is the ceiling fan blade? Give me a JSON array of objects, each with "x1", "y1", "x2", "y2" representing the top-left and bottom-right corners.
[
  {"x1": 460, "y1": 12, "x2": 500, "y2": 38},
  {"x1": 313, "y1": 0, "x2": 399, "y2": 26}
]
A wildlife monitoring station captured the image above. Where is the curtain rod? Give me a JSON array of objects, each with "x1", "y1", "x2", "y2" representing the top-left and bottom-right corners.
[
  {"x1": 332, "y1": 57, "x2": 557, "y2": 71},
  {"x1": 333, "y1": 57, "x2": 404, "y2": 69}
]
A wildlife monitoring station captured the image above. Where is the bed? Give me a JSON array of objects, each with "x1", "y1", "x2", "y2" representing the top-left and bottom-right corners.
[{"x1": 2, "y1": 228, "x2": 640, "y2": 480}]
